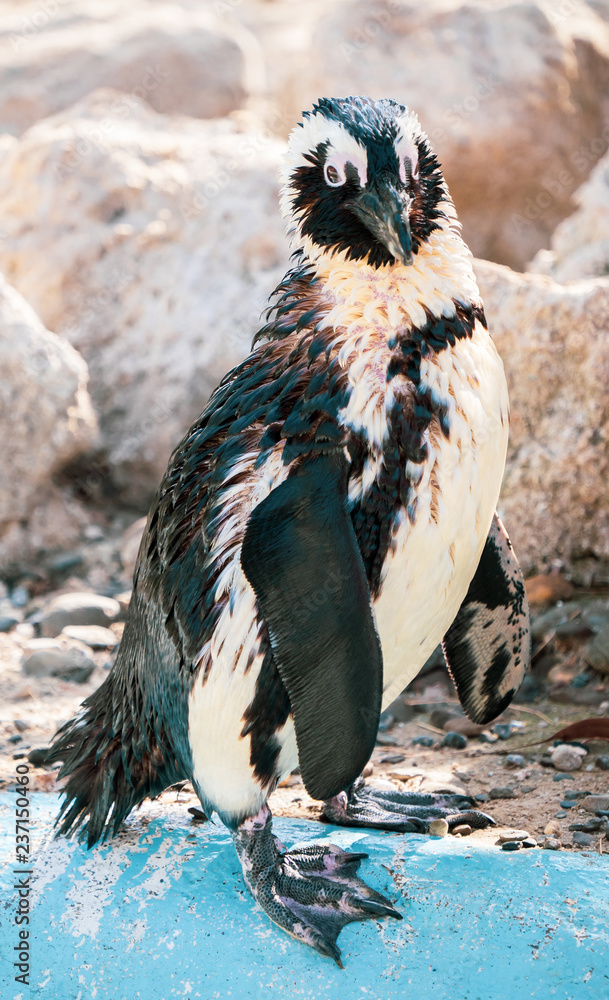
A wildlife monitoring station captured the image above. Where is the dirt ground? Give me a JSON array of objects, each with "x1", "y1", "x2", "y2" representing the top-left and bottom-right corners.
[{"x1": 1, "y1": 619, "x2": 607, "y2": 856}]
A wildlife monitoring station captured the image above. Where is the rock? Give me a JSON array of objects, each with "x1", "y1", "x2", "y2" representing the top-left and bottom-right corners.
[
  {"x1": 550, "y1": 745, "x2": 587, "y2": 772},
  {"x1": 27, "y1": 748, "x2": 49, "y2": 767},
  {"x1": 39, "y1": 592, "x2": 121, "y2": 637},
  {"x1": 474, "y1": 793, "x2": 489, "y2": 804},
  {"x1": 498, "y1": 829, "x2": 530, "y2": 843},
  {"x1": 525, "y1": 574, "x2": 574, "y2": 607},
  {"x1": 521, "y1": 838, "x2": 537, "y2": 849},
  {"x1": 492, "y1": 724, "x2": 513, "y2": 741},
  {"x1": 0, "y1": 4, "x2": 250, "y2": 135},
  {"x1": 529, "y1": 149, "x2": 609, "y2": 282},
  {"x1": 442, "y1": 717, "x2": 486, "y2": 737},
  {"x1": 501, "y1": 841, "x2": 522, "y2": 852},
  {"x1": 562, "y1": 791, "x2": 591, "y2": 800},
  {"x1": 452, "y1": 824, "x2": 472, "y2": 837},
  {"x1": 474, "y1": 261, "x2": 609, "y2": 583},
  {"x1": 581, "y1": 601, "x2": 609, "y2": 634},
  {"x1": 378, "y1": 711, "x2": 395, "y2": 733},
  {"x1": 280, "y1": 0, "x2": 609, "y2": 269},
  {"x1": 22, "y1": 641, "x2": 96, "y2": 683},
  {"x1": 582, "y1": 795, "x2": 609, "y2": 814},
  {"x1": 411, "y1": 736, "x2": 435, "y2": 748},
  {"x1": 120, "y1": 517, "x2": 148, "y2": 581},
  {"x1": 560, "y1": 801, "x2": 576, "y2": 810},
  {"x1": 489, "y1": 787, "x2": 516, "y2": 800},
  {"x1": 596, "y1": 756, "x2": 609, "y2": 771},
  {"x1": 375, "y1": 733, "x2": 398, "y2": 747},
  {"x1": 544, "y1": 819, "x2": 562, "y2": 838},
  {"x1": 61, "y1": 625, "x2": 119, "y2": 649},
  {"x1": 586, "y1": 625, "x2": 609, "y2": 675},
  {"x1": 478, "y1": 731, "x2": 498, "y2": 745},
  {"x1": 555, "y1": 811, "x2": 568, "y2": 819},
  {"x1": 0, "y1": 91, "x2": 289, "y2": 502},
  {"x1": 429, "y1": 819, "x2": 449, "y2": 838},
  {"x1": 572, "y1": 832, "x2": 596, "y2": 848},
  {"x1": 443, "y1": 732, "x2": 468, "y2": 750},
  {"x1": 13, "y1": 720, "x2": 29, "y2": 733},
  {"x1": 0, "y1": 274, "x2": 97, "y2": 568},
  {"x1": 505, "y1": 755, "x2": 525, "y2": 768},
  {"x1": 0, "y1": 614, "x2": 20, "y2": 632},
  {"x1": 542, "y1": 837, "x2": 561, "y2": 851},
  {"x1": 570, "y1": 818, "x2": 604, "y2": 833}
]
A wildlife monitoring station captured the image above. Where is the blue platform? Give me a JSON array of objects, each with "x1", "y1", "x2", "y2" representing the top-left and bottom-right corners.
[{"x1": 1, "y1": 793, "x2": 608, "y2": 999}]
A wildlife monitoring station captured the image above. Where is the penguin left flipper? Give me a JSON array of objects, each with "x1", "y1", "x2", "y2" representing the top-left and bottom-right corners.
[
  {"x1": 442, "y1": 513, "x2": 530, "y2": 725},
  {"x1": 241, "y1": 450, "x2": 383, "y2": 802}
]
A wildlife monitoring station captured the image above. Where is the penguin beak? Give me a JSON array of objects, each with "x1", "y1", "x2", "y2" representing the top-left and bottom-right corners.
[{"x1": 347, "y1": 180, "x2": 413, "y2": 266}]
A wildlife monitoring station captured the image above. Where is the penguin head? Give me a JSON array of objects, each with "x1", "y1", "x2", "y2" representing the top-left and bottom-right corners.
[{"x1": 280, "y1": 96, "x2": 451, "y2": 269}]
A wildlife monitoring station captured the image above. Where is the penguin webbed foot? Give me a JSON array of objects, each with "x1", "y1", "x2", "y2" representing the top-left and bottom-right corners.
[
  {"x1": 232, "y1": 805, "x2": 401, "y2": 967},
  {"x1": 322, "y1": 778, "x2": 495, "y2": 833}
]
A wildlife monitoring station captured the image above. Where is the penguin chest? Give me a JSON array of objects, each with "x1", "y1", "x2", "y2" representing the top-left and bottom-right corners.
[{"x1": 371, "y1": 328, "x2": 510, "y2": 708}]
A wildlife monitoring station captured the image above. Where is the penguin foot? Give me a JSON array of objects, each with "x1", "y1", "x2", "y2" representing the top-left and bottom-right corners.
[
  {"x1": 232, "y1": 804, "x2": 402, "y2": 967},
  {"x1": 321, "y1": 778, "x2": 495, "y2": 833}
]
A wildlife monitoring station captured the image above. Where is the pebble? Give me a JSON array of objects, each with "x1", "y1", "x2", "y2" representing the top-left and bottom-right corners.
[
  {"x1": 501, "y1": 841, "x2": 521, "y2": 851},
  {"x1": 443, "y1": 731, "x2": 468, "y2": 749},
  {"x1": 429, "y1": 819, "x2": 449, "y2": 837},
  {"x1": 8, "y1": 734, "x2": 22, "y2": 744},
  {"x1": 560, "y1": 801, "x2": 576, "y2": 809},
  {"x1": 452, "y1": 824, "x2": 472, "y2": 837},
  {"x1": 563, "y1": 790, "x2": 591, "y2": 799},
  {"x1": 22, "y1": 642, "x2": 96, "y2": 683},
  {"x1": 492, "y1": 724, "x2": 513, "y2": 740},
  {"x1": 61, "y1": 625, "x2": 119, "y2": 649},
  {"x1": 569, "y1": 818, "x2": 604, "y2": 833},
  {"x1": 379, "y1": 753, "x2": 406, "y2": 764},
  {"x1": 13, "y1": 720, "x2": 29, "y2": 732},
  {"x1": 28, "y1": 748, "x2": 49, "y2": 767},
  {"x1": 572, "y1": 832, "x2": 596, "y2": 847},
  {"x1": 47, "y1": 551, "x2": 84, "y2": 574},
  {"x1": 375, "y1": 733, "x2": 398, "y2": 746},
  {"x1": 412, "y1": 736, "x2": 434, "y2": 748},
  {"x1": 498, "y1": 829, "x2": 530, "y2": 842},
  {"x1": 0, "y1": 613, "x2": 20, "y2": 632},
  {"x1": 505, "y1": 754, "x2": 525, "y2": 768},
  {"x1": 542, "y1": 837, "x2": 561, "y2": 851},
  {"x1": 582, "y1": 794, "x2": 609, "y2": 813},
  {"x1": 552, "y1": 772, "x2": 574, "y2": 781},
  {"x1": 586, "y1": 623, "x2": 609, "y2": 674},
  {"x1": 378, "y1": 711, "x2": 395, "y2": 732},
  {"x1": 474, "y1": 793, "x2": 490, "y2": 803},
  {"x1": 11, "y1": 586, "x2": 30, "y2": 608},
  {"x1": 596, "y1": 756, "x2": 609, "y2": 770},
  {"x1": 478, "y1": 731, "x2": 498, "y2": 744},
  {"x1": 39, "y1": 592, "x2": 121, "y2": 638},
  {"x1": 521, "y1": 838, "x2": 537, "y2": 849},
  {"x1": 550, "y1": 744, "x2": 586, "y2": 772},
  {"x1": 544, "y1": 819, "x2": 562, "y2": 836},
  {"x1": 554, "y1": 811, "x2": 567, "y2": 818},
  {"x1": 489, "y1": 786, "x2": 516, "y2": 799}
]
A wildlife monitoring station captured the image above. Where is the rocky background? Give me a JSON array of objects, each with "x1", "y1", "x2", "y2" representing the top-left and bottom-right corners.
[{"x1": 1, "y1": 0, "x2": 609, "y2": 850}]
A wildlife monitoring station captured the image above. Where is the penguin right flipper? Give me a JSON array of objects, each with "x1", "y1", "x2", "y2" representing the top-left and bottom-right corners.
[
  {"x1": 442, "y1": 513, "x2": 530, "y2": 725},
  {"x1": 241, "y1": 450, "x2": 383, "y2": 802}
]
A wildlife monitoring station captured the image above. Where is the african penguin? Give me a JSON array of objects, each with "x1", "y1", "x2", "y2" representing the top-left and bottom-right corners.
[{"x1": 43, "y1": 96, "x2": 530, "y2": 967}]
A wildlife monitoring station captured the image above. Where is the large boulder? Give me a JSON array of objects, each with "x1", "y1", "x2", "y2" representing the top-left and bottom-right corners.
[
  {"x1": 0, "y1": 0, "x2": 252, "y2": 135},
  {"x1": 0, "y1": 90, "x2": 289, "y2": 502},
  {"x1": 0, "y1": 274, "x2": 97, "y2": 570},
  {"x1": 529, "y1": 149, "x2": 609, "y2": 282},
  {"x1": 474, "y1": 260, "x2": 609, "y2": 584},
  {"x1": 274, "y1": 0, "x2": 609, "y2": 269}
]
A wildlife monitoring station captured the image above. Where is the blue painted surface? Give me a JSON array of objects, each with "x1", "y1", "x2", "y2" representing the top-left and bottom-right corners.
[{"x1": 1, "y1": 793, "x2": 608, "y2": 999}]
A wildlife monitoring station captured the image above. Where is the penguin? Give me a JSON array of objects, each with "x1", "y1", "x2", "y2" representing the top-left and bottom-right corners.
[{"x1": 44, "y1": 96, "x2": 530, "y2": 967}]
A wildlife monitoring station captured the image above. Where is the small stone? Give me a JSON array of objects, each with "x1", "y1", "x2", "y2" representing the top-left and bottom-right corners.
[
  {"x1": 570, "y1": 671, "x2": 592, "y2": 687},
  {"x1": 14, "y1": 622, "x2": 35, "y2": 639},
  {"x1": 521, "y1": 838, "x2": 537, "y2": 849},
  {"x1": 542, "y1": 837, "x2": 561, "y2": 850},
  {"x1": 569, "y1": 818, "x2": 603, "y2": 833},
  {"x1": 47, "y1": 551, "x2": 84, "y2": 574},
  {"x1": 452, "y1": 824, "x2": 472, "y2": 836},
  {"x1": 498, "y1": 829, "x2": 530, "y2": 843},
  {"x1": 505, "y1": 754, "x2": 525, "y2": 768},
  {"x1": 489, "y1": 786, "x2": 516, "y2": 799},
  {"x1": 596, "y1": 756, "x2": 609, "y2": 770},
  {"x1": 550, "y1": 744, "x2": 586, "y2": 772},
  {"x1": 478, "y1": 731, "x2": 498, "y2": 744},
  {"x1": 13, "y1": 720, "x2": 29, "y2": 732},
  {"x1": 412, "y1": 735, "x2": 435, "y2": 747},
  {"x1": 443, "y1": 731, "x2": 468, "y2": 749},
  {"x1": 552, "y1": 772, "x2": 573, "y2": 781},
  {"x1": 555, "y1": 811, "x2": 567, "y2": 818},
  {"x1": 39, "y1": 592, "x2": 121, "y2": 637},
  {"x1": 378, "y1": 711, "x2": 395, "y2": 732},
  {"x1": 10, "y1": 585, "x2": 29, "y2": 608},
  {"x1": 492, "y1": 724, "x2": 513, "y2": 740},
  {"x1": 376, "y1": 733, "x2": 398, "y2": 746},
  {"x1": 0, "y1": 614, "x2": 20, "y2": 632},
  {"x1": 572, "y1": 832, "x2": 596, "y2": 847},
  {"x1": 544, "y1": 819, "x2": 562, "y2": 836},
  {"x1": 474, "y1": 792, "x2": 490, "y2": 803},
  {"x1": 429, "y1": 819, "x2": 449, "y2": 837},
  {"x1": 560, "y1": 800, "x2": 576, "y2": 809},
  {"x1": 582, "y1": 794, "x2": 609, "y2": 813},
  {"x1": 28, "y1": 748, "x2": 49, "y2": 767},
  {"x1": 22, "y1": 643, "x2": 96, "y2": 683},
  {"x1": 61, "y1": 625, "x2": 119, "y2": 649},
  {"x1": 587, "y1": 623, "x2": 609, "y2": 674},
  {"x1": 562, "y1": 790, "x2": 591, "y2": 799},
  {"x1": 520, "y1": 784, "x2": 538, "y2": 793},
  {"x1": 83, "y1": 524, "x2": 105, "y2": 541},
  {"x1": 501, "y1": 840, "x2": 522, "y2": 851},
  {"x1": 8, "y1": 734, "x2": 22, "y2": 744}
]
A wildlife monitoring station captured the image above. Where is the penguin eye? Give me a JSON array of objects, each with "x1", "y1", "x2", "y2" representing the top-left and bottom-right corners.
[{"x1": 324, "y1": 161, "x2": 346, "y2": 187}]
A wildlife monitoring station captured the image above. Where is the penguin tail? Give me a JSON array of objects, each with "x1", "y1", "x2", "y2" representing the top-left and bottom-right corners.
[{"x1": 43, "y1": 673, "x2": 183, "y2": 848}]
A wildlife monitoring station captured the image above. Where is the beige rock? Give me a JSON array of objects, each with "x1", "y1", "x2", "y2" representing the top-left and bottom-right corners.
[
  {"x1": 0, "y1": 0, "x2": 251, "y2": 136},
  {"x1": 530, "y1": 151, "x2": 609, "y2": 282},
  {"x1": 276, "y1": 0, "x2": 609, "y2": 269},
  {"x1": 543, "y1": 819, "x2": 562, "y2": 837},
  {"x1": 0, "y1": 91, "x2": 289, "y2": 501},
  {"x1": 429, "y1": 818, "x2": 449, "y2": 837},
  {"x1": 550, "y1": 744, "x2": 586, "y2": 772},
  {"x1": 0, "y1": 272, "x2": 97, "y2": 567},
  {"x1": 474, "y1": 259, "x2": 609, "y2": 582}
]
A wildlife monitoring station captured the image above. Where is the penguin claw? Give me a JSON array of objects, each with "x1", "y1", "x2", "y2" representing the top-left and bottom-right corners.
[
  {"x1": 232, "y1": 805, "x2": 401, "y2": 966},
  {"x1": 321, "y1": 779, "x2": 496, "y2": 833}
]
